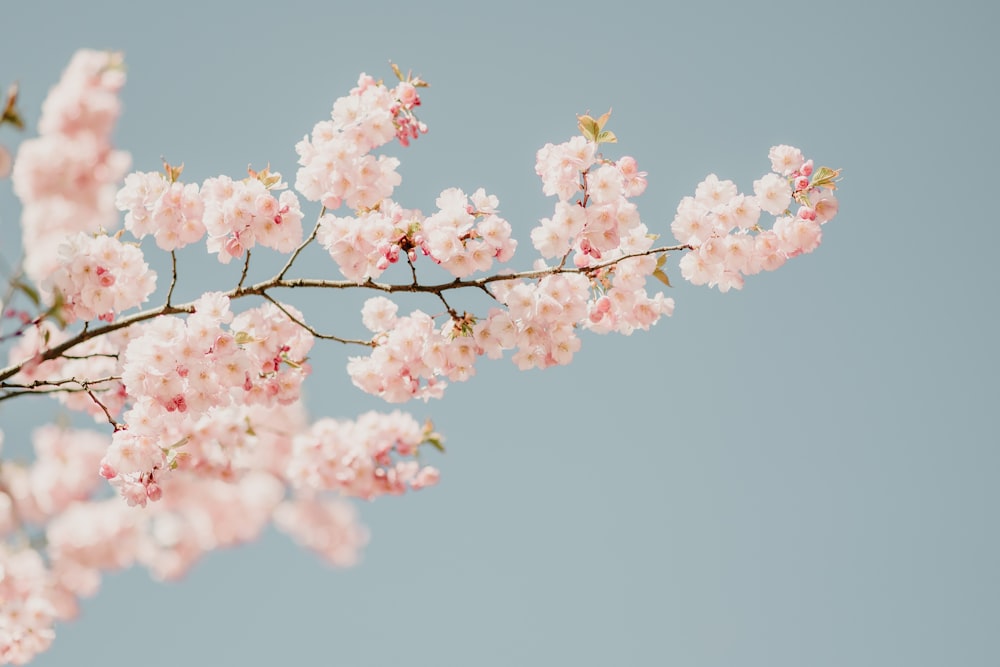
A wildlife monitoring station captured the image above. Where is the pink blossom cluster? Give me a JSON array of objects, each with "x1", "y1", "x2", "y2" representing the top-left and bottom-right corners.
[
  {"x1": 115, "y1": 168, "x2": 305, "y2": 261},
  {"x1": 316, "y1": 199, "x2": 419, "y2": 283},
  {"x1": 11, "y1": 50, "x2": 131, "y2": 283},
  {"x1": 202, "y1": 173, "x2": 305, "y2": 262},
  {"x1": 317, "y1": 188, "x2": 517, "y2": 283},
  {"x1": 342, "y1": 136, "x2": 675, "y2": 401},
  {"x1": 294, "y1": 73, "x2": 426, "y2": 211},
  {"x1": 347, "y1": 301, "x2": 466, "y2": 402},
  {"x1": 45, "y1": 232, "x2": 156, "y2": 322},
  {"x1": 532, "y1": 142, "x2": 647, "y2": 264},
  {"x1": 529, "y1": 138, "x2": 675, "y2": 334},
  {"x1": 0, "y1": 427, "x2": 109, "y2": 663},
  {"x1": 273, "y1": 498, "x2": 370, "y2": 567},
  {"x1": 285, "y1": 410, "x2": 440, "y2": 499},
  {"x1": 418, "y1": 188, "x2": 517, "y2": 278},
  {"x1": 115, "y1": 171, "x2": 205, "y2": 251},
  {"x1": 0, "y1": 545, "x2": 56, "y2": 664},
  {"x1": 672, "y1": 145, "x2": 840, "y2": 291},
  {"x1": 110, "y1": 295, "x2": 313, "y2": 504},
  {"x1": 0, "y1": 408, "x2": 429, "y2": 662}
]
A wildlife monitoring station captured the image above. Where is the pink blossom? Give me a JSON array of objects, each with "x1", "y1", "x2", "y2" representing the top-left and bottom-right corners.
[
  {"x1": 753, "y1": 173, "x2": 793, "y2": 215},
  {"x1": 768, "y1": 144, "x2": 805, "y2": 175}
]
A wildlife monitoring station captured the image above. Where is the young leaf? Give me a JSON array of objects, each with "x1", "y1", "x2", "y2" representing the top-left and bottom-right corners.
[
  {"x1": 652, "y1": 268, "x2": 672, "y2": 287},
  {"x1": 577, "y1": 114, "x2": 600, "y2": 141},
  {"x1": 810, "y1": 166, "x2": 842, "y2": 190}
]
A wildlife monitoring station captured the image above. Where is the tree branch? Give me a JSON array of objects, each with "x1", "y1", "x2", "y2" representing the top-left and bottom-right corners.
[{"x1": 0, "y1": 242, "x2": 691, "y2": 384}]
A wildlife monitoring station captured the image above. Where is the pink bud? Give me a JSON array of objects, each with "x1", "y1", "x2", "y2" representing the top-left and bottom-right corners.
[
  {"x1": 146, "y1": 482, "x2": 162, "y2": 502},
  {"x1": 96, "y1": 266, "x2": 116, "y2": 287},
  {"x1": 794, "y1": 176, "x2": 810, "y2": 191},
  {"x1": 797, "y1": 206, "x2": 817, "y2": 221},
  {"x1": 800, "y1": 160, "x2": 814, "y2": 177},
  {"x1": 99, "y1": 462, "x2": 117, "y2": 479}
]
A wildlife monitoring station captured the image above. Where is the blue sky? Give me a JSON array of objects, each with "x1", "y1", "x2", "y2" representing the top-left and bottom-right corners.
[{"x1": 1, "y1": 1, "x2": 997, "y2": 665}]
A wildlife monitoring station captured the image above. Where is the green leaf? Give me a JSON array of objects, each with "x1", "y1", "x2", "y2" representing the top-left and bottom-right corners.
[{"x1": 596, "y1": 130, "x2": 617, "y2": 144}]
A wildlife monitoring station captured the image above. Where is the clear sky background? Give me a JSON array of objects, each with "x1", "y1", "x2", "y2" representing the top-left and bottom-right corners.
[{"x1": 1, "y1": 1, "x2": 997, "y2": 665}]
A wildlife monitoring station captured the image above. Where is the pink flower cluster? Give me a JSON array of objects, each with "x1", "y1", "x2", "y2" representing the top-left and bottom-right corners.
[
  {"x1": 115, "y1": 171, "x2": 205, "y2": 251},
  {"x1": 294, "y1": 73, "x2": 426, "y2": 211},
  {"x1": 285, "y1": 410, "x2": 440, "y2": 499},
  {"x1": 317, "y1": 188, "x2": 517, "y2": 283},
  {"x1": 110, "y1": 294, "x2": 312, "y2": 503},
  {"x1": 115, "y1": 168, "x2": 305, "y2": 262},
  {"x1": 45, "y1": 232, "x2": 156, "y2": 322},
  {"x1": 347, "y1": 302, "x2": 467, "y2": 402},
  {"x1": 273, "y1": 498, "x2": 370, "y2": 567},
  {"x1": 418, "y1": 188, "x2": 517, "y2": 278},
  {"x1": 0, "y1": 426, "x2": 109, "y2": 663},
  {"x1": 532, "y1": 142, "x2": 647, "y2": 264},
  {"x1": 316, "y1": 199, "x2": 419, "y2": 283},
  {"x1": 0, "y1": 545, "x2": 56, "y2": 664},
  {"x1": 672, "y1": 145, "x2": 840, "y2": 291},
  {"x1": 343, "y1": 134, "x2": 676, "y2": 402},
  {"x1": 11, "y1": 50, "x2": 131, "y2": 283}
]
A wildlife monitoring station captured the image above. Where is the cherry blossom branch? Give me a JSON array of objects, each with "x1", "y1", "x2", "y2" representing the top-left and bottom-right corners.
[
  {"x1": 241, "y1": 241, "x2": 694, "y2": 295},
  {"x1": 0, "y1": 241, "x2": 692, "y2": 384},
  {"x1": 0, "y1": 375, "x2": 120, "y2": 403}
]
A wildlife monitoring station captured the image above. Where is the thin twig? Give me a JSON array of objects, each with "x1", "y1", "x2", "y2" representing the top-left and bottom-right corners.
[
  {"x1": 0, "y1": 376, "x2": 120, "y2": 403},
  {"x1": 86, "y1": 389, "x2": 120, "y2": 429},
  {"x1": 275, "y1": 207, "x2": 325, "y2": 282},
  {"x1": 1, "y1": 375, "x2": 120, "y2": 390},
  {"x1": 237, "y1": 249, "x2": 252, "y2": 290},
  {"x1": 166, "y1": 250, "x2": 179, "y2": 307},
  {"x1": 260, "y1": 292, "x2": 374, "y2": 346}
]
